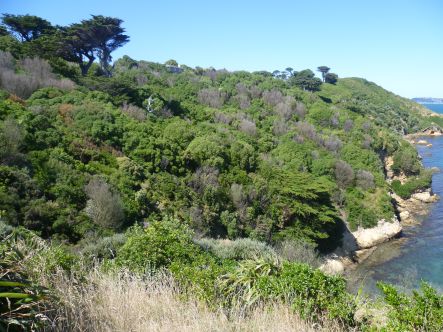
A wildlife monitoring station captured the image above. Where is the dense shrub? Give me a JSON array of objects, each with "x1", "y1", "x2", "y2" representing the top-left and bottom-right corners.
[
  {"x1": 195, "y1": 237, "x2": 277, "y2": 261},
  {"x1": 238, "y1": 117, "x2": 257, "y2": 136},
  {"x1": 378, "y1": 282, "x2": 443, "y2": 331},
  {"x1": 120, "y1": 102, "x2": 147, "y2": 121},
  {"x1": 391, "y1": 171, "x2": 432, "y2": 199},
  {"x1": 356, "y1": 170, "x2": 375, "y2": 190},
  {"x1": 115, "y1": 217, "x2": 200, "y2": 271},
  {"x1": 262, "y1": 89, "x2": 284, "y2": 106},
  {"x1": 392, "y1": 145, "x2": 422, "y2": 175},
  {"x1": 79, "y1": 233, "x2": 126, "y2": 260},
  {"x1": 218, "y1": 259, "x2": 356, "y2": 323}
]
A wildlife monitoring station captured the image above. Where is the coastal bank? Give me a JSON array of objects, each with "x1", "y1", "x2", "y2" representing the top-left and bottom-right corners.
[{"x1": 322, "y1": 132, "x2": 440, "y2": 275}]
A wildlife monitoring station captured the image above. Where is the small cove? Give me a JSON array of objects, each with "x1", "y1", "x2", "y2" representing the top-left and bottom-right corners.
[{"x1": 347, "y1": 134, "x2": 443, "y2": 294}]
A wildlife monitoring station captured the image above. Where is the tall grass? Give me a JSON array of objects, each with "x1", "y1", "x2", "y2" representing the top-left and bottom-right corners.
[{"x1": 44, "y1": 268, "x2": 343, "y2": 332}]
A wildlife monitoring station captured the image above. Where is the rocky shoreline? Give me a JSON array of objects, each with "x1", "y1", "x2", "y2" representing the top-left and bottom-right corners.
[{"x1": 321, "y1": 141, "x2": 439, "y2": 275}]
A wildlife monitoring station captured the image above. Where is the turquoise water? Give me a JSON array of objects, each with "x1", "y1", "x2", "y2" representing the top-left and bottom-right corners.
[
  {"x1": 422, "y1": 103, "x2": 443, "y2": 114},
  {"x1": 348, "y1": 135, "x2": 443, "y2": 293}
]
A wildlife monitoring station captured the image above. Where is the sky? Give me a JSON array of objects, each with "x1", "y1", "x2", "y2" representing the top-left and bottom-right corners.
[{"x1": 2, "y1": 0, "x2": 442, "y2": 98}]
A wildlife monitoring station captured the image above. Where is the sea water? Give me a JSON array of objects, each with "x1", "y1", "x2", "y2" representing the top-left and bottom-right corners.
[
  {"x1": 422, "y1": 103, "x2": 443, "y2": 114},
  {"x1": 348, "y1": 135, "x2": 443, "y2": 294}
]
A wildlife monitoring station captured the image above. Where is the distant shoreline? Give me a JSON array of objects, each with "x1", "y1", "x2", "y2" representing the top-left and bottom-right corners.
[{"x1": 412, "y1": 98, "x2": 443, "y2": 104}]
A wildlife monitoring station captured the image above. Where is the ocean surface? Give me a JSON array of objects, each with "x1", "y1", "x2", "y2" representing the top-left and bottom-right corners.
[
  {"x1": 348, "y1": 135, "x2": 443, "y2": 294},
  {"x1": 422, "y1": 103, "x2": 443, "y2": 114}
]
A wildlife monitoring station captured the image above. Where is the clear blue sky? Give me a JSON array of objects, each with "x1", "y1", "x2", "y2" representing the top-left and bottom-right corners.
[{"x1": 2, "y1": 0, "x2": 442, "y2": 98}]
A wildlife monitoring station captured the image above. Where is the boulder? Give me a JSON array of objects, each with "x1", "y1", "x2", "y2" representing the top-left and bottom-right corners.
[
  {"x1": 352, "y1": 218, "x2": 402, "y2": 249},
  {"x1": 399, "y1": 210, "x2": 410, "y2": 220},
  {"x1": 416, "y1": 139, "x2": 428, "y2": 145},
  {"x1": 319, "y1": 259, "x2": 345, "y2": 275},
  {"x1": 411, "y1": 191, "x2": 439, "y2": 203},
  {"x1": 431, "y1": 167, "x2": 440, "y2": 173},
  {"x1": 354, "y1": 247, "x2": 377, "y2": 263}
]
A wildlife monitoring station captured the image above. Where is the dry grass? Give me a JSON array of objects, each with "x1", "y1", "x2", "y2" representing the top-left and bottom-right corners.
[
  {"x1": 0, "y1": 229, "x2": 344, "y2": 331},
  {"x1": 43, "y1": 269, "x2": 344, "y2": 332}
]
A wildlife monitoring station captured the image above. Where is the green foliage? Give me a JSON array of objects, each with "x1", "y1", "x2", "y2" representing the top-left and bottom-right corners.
[
  {"x1": 289, "y1": 69, "x2": 322, "y2": 91},
  {"x1": 115, "y1": 217, "x2": 199, "y2": 271},
  {"x1": 345, "y1": 188, "x2": 394, "y2": 230},
  {"x1": 185, "y1": 134, "x2": 227, "y2": 168},
  {"x1": 392, "y1": 143, "x2": 422, "y2": 175},
  {"x1": 218, "y1": 259, "x2": 355, "y2": 323},
  {"x1": 391, "y1": 170, "x2": 432, "y2": 199},
  {"x1": 0, "y1": 24, "x2": 436, "y2": 260},
  {"x1": 319, "y1": 77, "x2": 436, "y2": 134},
  {"x1": 265, "y1": 166, "x2": 340, "y2": 246},
  {"x1": 324, "y1": 73, "x2": 338, "y2": 84},
  {"x1": 1, "y1": 14, "x2": 54, "y2": 42},
  {"x1": 0, "y1": 224, "x2": 75, "y2": 331},
  {"x1": 169, "y1": 252, "x2": 234, "y2": 303},
  {"x1": 378, "y1": 282, "x2": 443, "y2": 331},
  {"x1": 1, "y1": 12, "x2": 443, "y2": 331}
]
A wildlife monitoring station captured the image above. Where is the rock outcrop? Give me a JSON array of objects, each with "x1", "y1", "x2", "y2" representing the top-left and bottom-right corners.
[
  {"x1": 411, "y1": 191, "x2": 439, "y2": 203},
  {"x1": 320, "y1": 256, "x2": 353, "y2": 275},
  {"x1": 351, "y1": 218, "x2": 402, "y2": 249},
  {"x1": 354, "y1": 247, "x2": 377, "y2": 264}
]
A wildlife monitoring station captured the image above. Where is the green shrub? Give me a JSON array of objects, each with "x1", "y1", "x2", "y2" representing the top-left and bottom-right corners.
[
  {"x1": 169, "y1": 252, "x2": 234, "y2": 304},
  {"x1": 392, "y1": 145, "x2": 422, "y2": 176},
  {"x1": 217, "y1": 259, "x2": 356, "y2": 324},
  {"x1": 378, "y1": 282, "x2": 443, "y2": 331},
  {"x1": 391, "y1": 171, "x2": 432, "y2": 199},
  {"x1": 278, "y1": 262, "x2": 355, "y2": 322},
  {"x1": 115, "y1": 217, "x2": 200, "y2": 272}
]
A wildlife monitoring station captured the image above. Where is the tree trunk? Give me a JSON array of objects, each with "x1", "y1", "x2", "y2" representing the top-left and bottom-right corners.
[{"x1": 80, "y1": 55, "x2": 95, "y2": 76}]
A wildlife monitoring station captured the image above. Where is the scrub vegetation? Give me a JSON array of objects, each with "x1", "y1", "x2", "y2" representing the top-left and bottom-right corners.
[{"x1": 1, "y1": 13, "x2": 443, "y2": 331}]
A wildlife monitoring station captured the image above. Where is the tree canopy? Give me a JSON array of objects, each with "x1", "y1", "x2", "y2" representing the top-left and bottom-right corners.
[
  {"x1": 317, "y1": 66, "x2": 330, "y2": 82},
  {"x1": 290, "y1": 69, "x2": 322, "y2": 91},
  {"x1": 81, "y1": 15, "x2": 129, "y2": 76},
  {"x1": 0, "y1": 14, "x2": 129, "y2": 76},
  {"x1": 325, "y1": 72, "x2": 338, "y2": 84},
  {"x1": 1, "y1": 14, "x2": 54, "y2": 42}
]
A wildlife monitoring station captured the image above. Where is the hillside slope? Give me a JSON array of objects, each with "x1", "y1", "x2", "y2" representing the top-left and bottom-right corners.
[
  {"x1": 319, "y1": 77, "x2": 443, "y2": 134},
  {"x1": 0, "y1": 53, "x2": 437, "y2": 252}
]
